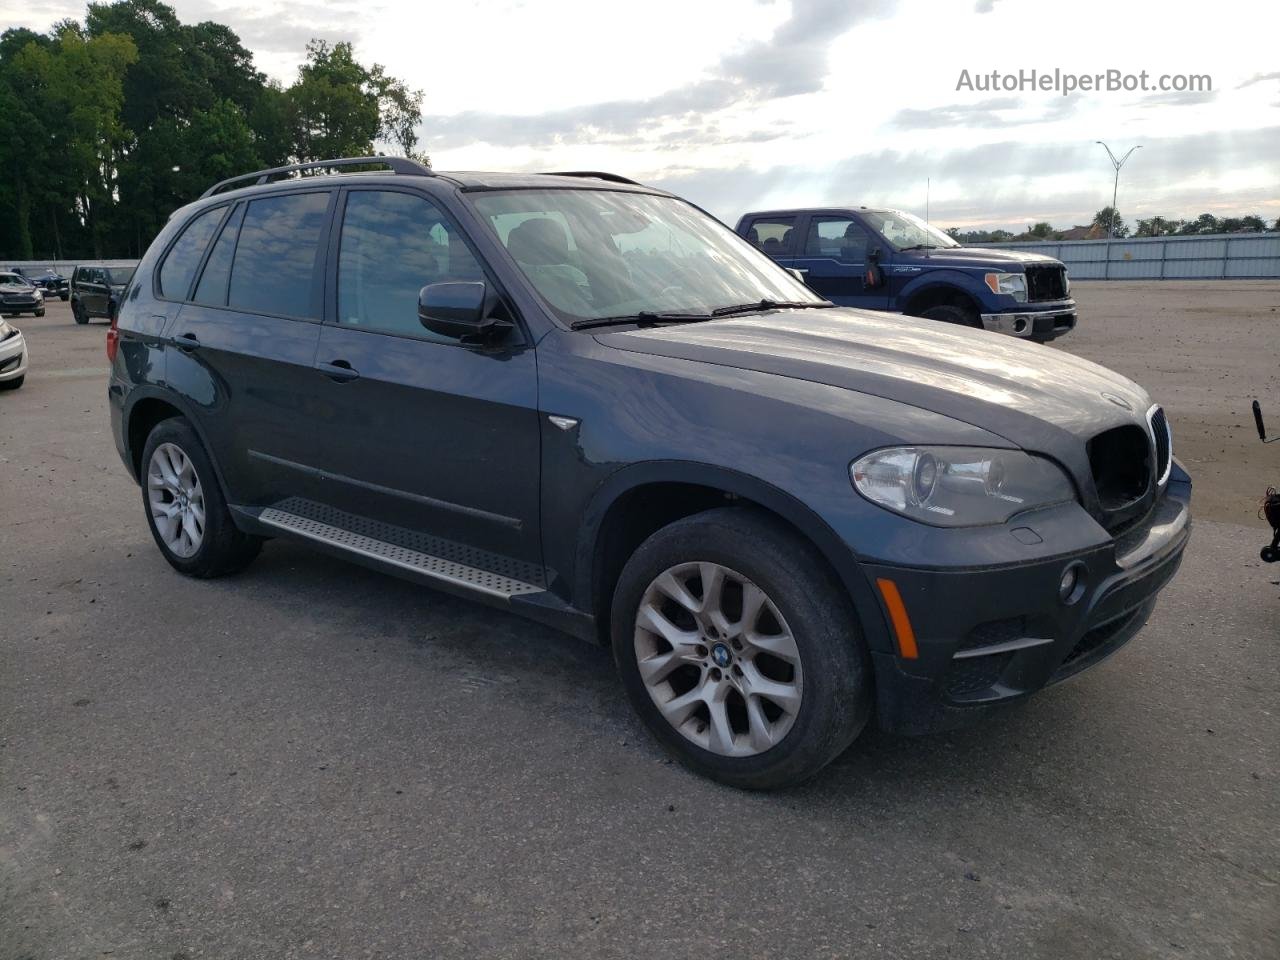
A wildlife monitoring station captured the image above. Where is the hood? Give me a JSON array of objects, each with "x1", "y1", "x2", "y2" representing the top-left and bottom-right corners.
[
  {"x1": 903, "y1": 246, "x2": 1063, "y2": 268},
  {"x1": 595, "y1": 308, "x2": 1151, "y2": 472}
]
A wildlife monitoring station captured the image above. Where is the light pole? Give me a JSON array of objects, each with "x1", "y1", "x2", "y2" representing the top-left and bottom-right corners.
[{"x1": 1095, "y1": 141, "x2": 1141, "y2": 237}]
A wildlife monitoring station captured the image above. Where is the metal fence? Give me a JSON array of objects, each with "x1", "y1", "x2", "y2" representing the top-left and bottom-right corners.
[
  {"x1": 971, "y1": 232, "x2": 1280, "y2": 280},
  {"x1": 3, "y1": 259, "x2": 138, "y2": 276}
]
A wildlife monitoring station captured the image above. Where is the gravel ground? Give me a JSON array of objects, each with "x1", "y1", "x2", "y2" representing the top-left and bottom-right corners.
[{"x1": 1, "y1": 290, "x2": 1277, "y2": 960}]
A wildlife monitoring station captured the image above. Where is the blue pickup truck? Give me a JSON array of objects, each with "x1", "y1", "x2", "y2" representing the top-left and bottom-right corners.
[{"x1": 735, "y1": 207, "x2": 1077, "y2": 342}]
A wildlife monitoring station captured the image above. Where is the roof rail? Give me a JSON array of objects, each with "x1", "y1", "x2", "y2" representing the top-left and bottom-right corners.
[
  {"x1": 199, "y1": 156, "x2": 433, "y2": 199},
  {"x1": 542, "y1": 171, "x2": 643, "y2": 186}
]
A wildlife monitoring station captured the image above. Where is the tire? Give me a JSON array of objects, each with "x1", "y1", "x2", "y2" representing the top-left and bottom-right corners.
[
  {"x1": 140, "y1": 417, "x2": 262, "y2": 578},
  {"x1": 1262, "y1": 546, "x2": 1278, "y2": 563},
  {"x1": 918, "y1": 303, "x2": 980, "y2": 328},
  {"x1": 0, "y1": 375, "x2": 23, "y2": 391},
  {"x1": 34, "y1": 307, "x2": 44, "y2": 317},
  {"x1": 611, "y1": 507, "x2": 872, "y2": 789},
  {"x1": 60, "y1": 293, "x2": 69, "y2": 301},
  {"x1": 72, "y1": 300, "x2": 87, "y2": 324}
]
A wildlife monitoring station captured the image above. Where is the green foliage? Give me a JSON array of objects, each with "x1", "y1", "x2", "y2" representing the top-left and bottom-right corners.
[
  {"x1": 1092, "y1": 206, "x2": 1128, "y2": 237},
  {"x1": 0, "y1": 0, "x2": 423, "y2": 259}
]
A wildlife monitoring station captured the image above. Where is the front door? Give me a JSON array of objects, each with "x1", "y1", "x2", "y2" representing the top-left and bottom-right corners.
[
  {"x1": 790, "y1": 215, "x2": 889, "y2": 310},
  {"x1": 307, "y1": 187, "x2": 542, "y2": 567}
]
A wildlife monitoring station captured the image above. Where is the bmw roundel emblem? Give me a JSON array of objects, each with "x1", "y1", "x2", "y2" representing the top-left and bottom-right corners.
[{"x1": 711, "y1": 643, "x2": 732, "y2": 667}]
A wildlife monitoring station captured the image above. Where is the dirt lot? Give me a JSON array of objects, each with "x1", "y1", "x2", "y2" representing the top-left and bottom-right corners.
[
  {"x1": 1, "y1": 289, "x2": 1277, "y2": 960},
  {"x1": 1062, "y1": 280, "x2": 1280, "y2": 525}
]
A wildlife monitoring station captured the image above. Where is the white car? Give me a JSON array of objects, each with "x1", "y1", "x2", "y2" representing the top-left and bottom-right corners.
[{"x1": 0, "y1": 317, "x2": 28, "y2": 390}]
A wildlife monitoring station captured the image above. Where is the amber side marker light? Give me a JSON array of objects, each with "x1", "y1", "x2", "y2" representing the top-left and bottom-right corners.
[{"x1": 875, "y1": 578, "x2": 919, "y2": 660}]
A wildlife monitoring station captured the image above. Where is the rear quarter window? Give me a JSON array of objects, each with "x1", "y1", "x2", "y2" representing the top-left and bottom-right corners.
[{"x1": 159, "y1": 206, "x2": 226, "y2": 299}]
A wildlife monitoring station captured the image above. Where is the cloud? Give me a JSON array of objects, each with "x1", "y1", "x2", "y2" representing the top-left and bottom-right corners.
[
  {"x1": 1236, "y1": 70, "x2": 1280, "y2": 89},
  {"x1": 892, "y1": 96, "x2": 1075, "y2": 129},
  {"x1": 420, "y1": 0, "x2": 897, "y2": 148},
  {"x1": 974, "y1": 0, "x2": 1000, "y2": 11},
  {"x1": 647, "y1": 126, "x2": 1280, "y2": 226},
  {"x1": 1136, "y1": 88, "x2": 1217, "y2": 107},
  {"x1": 180, "y1": 0, "x2": 370, "y2": 55}
]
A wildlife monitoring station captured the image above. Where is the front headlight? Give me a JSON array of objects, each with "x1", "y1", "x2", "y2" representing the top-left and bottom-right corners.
[
  {"x1": 0, "y1": 319, "x2": 14, "y2": 341},
  {"x1": 983, "y1": 271, "x2": 1027, "y2": 302},
  {"x1": 850, "y1": 446, "x2": 1076, "y2": 527}
]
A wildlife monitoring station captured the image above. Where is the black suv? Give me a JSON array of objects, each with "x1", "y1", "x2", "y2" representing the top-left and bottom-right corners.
[
  {"x1": 71, "y1": 263, "x2": 136, "y2": 324},
  {"x1": 108, "y1": 157, "x2": 1190, "y2": 788}
]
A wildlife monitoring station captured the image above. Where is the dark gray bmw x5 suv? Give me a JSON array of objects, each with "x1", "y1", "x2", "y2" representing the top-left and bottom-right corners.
[{"x1": 108, "y1": 157, "x2": 1190, "y2": 788}]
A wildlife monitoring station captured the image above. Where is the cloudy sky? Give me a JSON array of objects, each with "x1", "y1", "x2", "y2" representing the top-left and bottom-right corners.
[{"x1": 9, "y1": 0, "x2": 1280, "y2": 228}]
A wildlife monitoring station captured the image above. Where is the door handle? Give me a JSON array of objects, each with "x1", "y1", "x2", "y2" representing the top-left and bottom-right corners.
[
  {"x1": 318, "y1": 360, "x2": 359, "y2": 382},
  {"x1": 174, "y1": 332, "x2": 201, "y2": 352}
]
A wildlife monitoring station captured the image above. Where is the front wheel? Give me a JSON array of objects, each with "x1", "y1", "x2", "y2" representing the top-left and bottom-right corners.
[
  {"x1": 611, "y1": 507, "x2": 872, "y2": 789},
  {"x1": 71, "y1": 300, "x2": 87, "y2": 324},
  {"x1": 0, "y1": 375, "x2": 23, "y2": 391},
  {"x1": 140, "y1": 417, "x2": 262, "y2": 578},
  {"x1": 918, "y1": 303, "x2": 980, "y2": 328},
  {"x1": 34, "y1": 307, "x2": 44, "y2": 317}
]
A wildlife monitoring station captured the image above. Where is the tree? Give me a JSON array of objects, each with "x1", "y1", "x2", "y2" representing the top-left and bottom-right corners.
[
  {"x1": 1092, "y1": 206, "x2": 1128, "y2": 237},
  {"x1": 288, "y1": 40, "x2": 381, "y2": 161},
  {"x1": 1179, "y1": 213, "x2": 1220, "y2": 235},
  {"x1": 1028, "y1": 222, "x2": 1054, "y2": 239},
  {"x1": 1134, "y1": 216, "x2": 1181, "y2": 237}
]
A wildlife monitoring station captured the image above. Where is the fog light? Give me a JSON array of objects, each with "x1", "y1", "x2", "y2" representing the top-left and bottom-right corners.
[
  {"x1": 1058, "y1": 564, "x2": 1085, "y2": 604},
  {"x1": 1013, "y1": 317, "x2": 1029, "y2": 334}
]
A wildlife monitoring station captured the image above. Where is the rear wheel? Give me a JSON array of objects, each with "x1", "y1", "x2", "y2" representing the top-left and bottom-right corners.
[
  {"x1": 611, "y1": 507, "x2": 871, "y2": 789},
  {"x1": 141, "y1": 417, "x2": 262, "y2": 577},
  {"x1": 918, "y1": 303, "x2": 980, "y2": 328}
]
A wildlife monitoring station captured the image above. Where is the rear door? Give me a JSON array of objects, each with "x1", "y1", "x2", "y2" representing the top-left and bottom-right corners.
[
  {"x1": 306, "y1": 186, "x2": 543, "y2": 567},
  {"x1": 162, "y1": 189, "x2": 332, "y2": 507},
  {"x1": 791, "y1": 214, "x2": 889, "y2": 310},
  {"x1": 85, "y1": 267, "x2": 110, "y2": 315}
]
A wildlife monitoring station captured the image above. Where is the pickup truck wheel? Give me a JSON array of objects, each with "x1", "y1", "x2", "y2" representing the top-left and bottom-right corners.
[
  {"x1": 919, "y1": 303, "x2": 980, "y2": 328},
  {"x1": 141, "y1": 418, "x2": 262, "y2": 578},
  {"x1": 611, "y1": 507, "x2": 871, "y2": 789}
]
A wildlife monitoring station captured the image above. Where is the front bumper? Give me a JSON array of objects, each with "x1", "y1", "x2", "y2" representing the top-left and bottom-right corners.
[
  {"x1": 0, "y1": 296, "x2": 42, "y2": 315},
  {"x1": 0, "y1": 327, "x2": 28, "y2": 380},
  {"x1": 863, "y1": 480, "x2": 1190, "y2": 734},
  {"x1": 980, "y1": 304, "x2": 1076, "y2": 341}
]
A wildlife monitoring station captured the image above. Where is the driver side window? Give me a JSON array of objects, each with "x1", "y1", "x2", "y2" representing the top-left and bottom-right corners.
[{"x1": 337, "y1": 190, "x2": 485, "y2": 341}]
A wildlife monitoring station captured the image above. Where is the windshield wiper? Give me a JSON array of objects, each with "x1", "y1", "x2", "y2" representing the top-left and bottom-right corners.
[
  {"x1": 897, "y1": 244, "x2": 939, "y2": 252},
  {"x1": 570, "y1": 310, "x2": 712, "y2": 330},
  {"x1": 710, "y1": 299, "x2": 834, "y2": 318}
]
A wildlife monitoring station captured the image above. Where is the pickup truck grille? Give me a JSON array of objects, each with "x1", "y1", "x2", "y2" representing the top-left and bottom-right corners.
[{"x1": 1024, "y1": 264, "x2": 1067, "y2": 301}]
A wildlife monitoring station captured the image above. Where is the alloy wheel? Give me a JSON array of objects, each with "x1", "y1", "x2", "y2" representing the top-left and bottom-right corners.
[
  {"x1": 147, "y1": 442, "x2": 206, "y2": 558},
  {"x1": 634, "y1": 561, "x2": 803, "y2": 757}
]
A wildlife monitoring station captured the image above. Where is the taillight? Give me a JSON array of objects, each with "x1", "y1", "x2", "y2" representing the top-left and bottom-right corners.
[{"x1": 106, "y1": 314, "x2": 120, "y2": 363}]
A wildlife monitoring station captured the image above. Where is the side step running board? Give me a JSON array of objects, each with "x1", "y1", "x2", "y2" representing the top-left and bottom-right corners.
[{"x1": 258, "y1": 500, "x2": 545, "y2": 601}]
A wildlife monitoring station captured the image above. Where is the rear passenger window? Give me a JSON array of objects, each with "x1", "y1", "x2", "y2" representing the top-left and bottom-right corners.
[
  {"x1": 193, "y1": 204, "x2": 245, "y2": 306},
  {"x1": 804, "y1": 217, "x2": 869, "y2": 262},
  {"x1": 337, "y1": 190, "x2": 485, "y2": 340},
  {"x1": 159, "y1": 206, "x2": 225, "y2": 299},
  {"x1": 744, "y1": 217, "x2": 796, "y2": 256},
  {"x1": 229, "y1": 192, "x2": 329, "y2": 319}
]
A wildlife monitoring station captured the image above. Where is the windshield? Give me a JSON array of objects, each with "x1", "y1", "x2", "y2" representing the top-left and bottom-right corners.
[
  {"x1": 862, "y1": 210, "x2": 960, "y2": 250},
  {"x1": 0, "y1": 274, "x2": 29, "y2": 286},
  {"x1": 105, "y1": 267, "x2": 135, "y2": 284},
  {"x1": 467, "y1": 189, "x2": 822, "y2": 324}
]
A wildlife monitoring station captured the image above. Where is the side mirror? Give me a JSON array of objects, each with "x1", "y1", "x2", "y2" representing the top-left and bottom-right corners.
[{"x1": 418, "y1": 281, "x2": 495, "y2": 340}]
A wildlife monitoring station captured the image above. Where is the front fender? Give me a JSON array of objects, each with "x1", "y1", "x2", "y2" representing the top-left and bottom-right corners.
[
  {"x1": 572, "y1": 459, "x2": 895, "y2": 655},
  {"x1": 898, "y1": 270, "x2": 991, "y2": 312}
]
